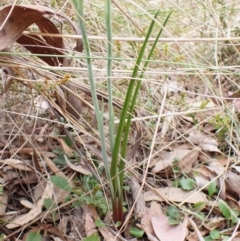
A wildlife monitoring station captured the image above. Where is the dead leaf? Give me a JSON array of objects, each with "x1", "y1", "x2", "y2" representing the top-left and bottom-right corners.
[
  {"x1": 128, "y1": 176, "x2": 145, "y2": 218},
  {"x1": 152, "y1": 149, "x2": 189, "y2": 174},
  {"x1": 152, "y1": 149, "x2": 199, "y2": 174},
  {"x1": 189, "y1": 218, "x2": 205, "y2": 241},
  {"x1": 0, "y1": 5, "x2": 82, "y2": 64},
  {"x1": 85, "y1": 212, "x2": 98, "y2": 237},
  {"x1": 178, "y1": 148, "x2": 200, "y2": 173},
  {"x1": 141, "y1": 201, "x2": 163, "y2": 236},
  {"x1": 65, "y1": 155, "x2": 92, "y2": 176},
  {"x1": 6, "y1": 181, "x2": 53, "y2": 229},
  {"x1": 226, "y1": 171, "x2": 240, "y2": 199},
  {"x1": 151, "y1": 215, "x2": 188, "y2": 241},
  {"x1": 0, "y1": 4, "x2": 83, "y2": 118},
  {"x1": 0, "y1": 159, "x2": 32, "y2": 171},
  {"x1": 88, "y1": 205, "x2": 117, "y2": 241},
  {"x1": 161, "y1": 111, "x2": 174, "y2": 138},
  {"x1": 187, "y1": 133, "x2": 221, "y2": 152},
  {"x1": 144, "y1": 187, "x2": 208, "y2": 204},
  {"x1": 56, "y1": 85, "x2": 67, "y2": 112}
]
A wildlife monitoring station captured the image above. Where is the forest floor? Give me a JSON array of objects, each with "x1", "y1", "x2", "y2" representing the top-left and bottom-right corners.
[{"x1": 1, "y1": 0, "x2": 240, "y2": 241}]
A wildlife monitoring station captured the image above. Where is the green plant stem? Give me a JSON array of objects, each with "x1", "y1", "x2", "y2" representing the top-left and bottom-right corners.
[
  {"x1": 119, "y1": 11, "x2": 172, "y2": 186},
  {"x1": 72, "y1": 0, "x2": 113, "y2": 197},
  {"x1": 105, "y1": 0, "x2": 115, "y2": 152},
  {"x1": 111, "y1": 10, "x2": 172, "y2": 224}
]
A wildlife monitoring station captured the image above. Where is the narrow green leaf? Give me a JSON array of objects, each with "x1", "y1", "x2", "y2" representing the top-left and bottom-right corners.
[
  {"x1": 26, "y1": 232, "x2": 41, "y2": 241},
  {"x1": 118, "y1": 11, "x2": 173, "y2": 186},
  {"x1": 50, "y1": 175, "x2": 72, "y2": 191},
  {"x1": 105, "y1": 0, "x2": 114, "y2": 151},
  {"x1": 72, "y1": 0, "x2": 113, "y2": 199},
  {"x1": 130, "y1": 227, "x2": 144, "y2": 238}
]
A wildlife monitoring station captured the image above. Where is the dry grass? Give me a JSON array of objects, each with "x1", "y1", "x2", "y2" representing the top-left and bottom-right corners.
[{"x1": 1, "y1": 0, "x2": 240, "y2": 240}]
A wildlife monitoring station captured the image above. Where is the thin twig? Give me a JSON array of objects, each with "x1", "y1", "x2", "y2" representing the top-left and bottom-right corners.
[{"x1": 23, "y1": 31, "x2": 240, "y2": 42}]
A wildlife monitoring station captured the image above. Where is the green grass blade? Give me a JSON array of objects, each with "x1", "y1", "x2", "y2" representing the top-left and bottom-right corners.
[
  {"x1": 121, "y1": 11, "x2": 172, "y2": 157},
  {"x1": 72, "y1": 0, "x2": 113, "y2": 197},
  {"x1": 110, "y1": 10, "x2": 166, "y2": 222},
  {"x1": 119, "y1": 11, "x2": 172, "y2": 186},
  {"x1": 105, "y1": 0, "x2": 115, "y2": 152},
  {"x1": 110, "y1": 12, "x2": 158, "y2": 180}
]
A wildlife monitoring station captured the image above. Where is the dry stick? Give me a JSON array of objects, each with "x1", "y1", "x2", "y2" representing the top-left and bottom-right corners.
[
  {"x1": 23, "y1": 31, "x2": 240, "y2": 42},
  {"x1": 111, "y1": 0, "x2": 144, "y2": 35},
  {"x1": 188, "y1": 218, "x2": 205, "y2": 241},
  {"x1": 228, "y1": 219, "x2": 240, "y2": 241}
]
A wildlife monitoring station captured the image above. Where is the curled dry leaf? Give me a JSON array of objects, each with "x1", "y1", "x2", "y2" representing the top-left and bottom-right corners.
[
  {"x1": 0, "y1": 4, "x2": 83, "y2": 118},
  {"x1": 0, "y1": 5, "x2": 83, "y2": 63},
  {"x1": 152, "y1": 149, "x2": 189, "y2": 174},
  {"x1": 55, "y1": 85, "x2": 67, "y2": 112}
]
